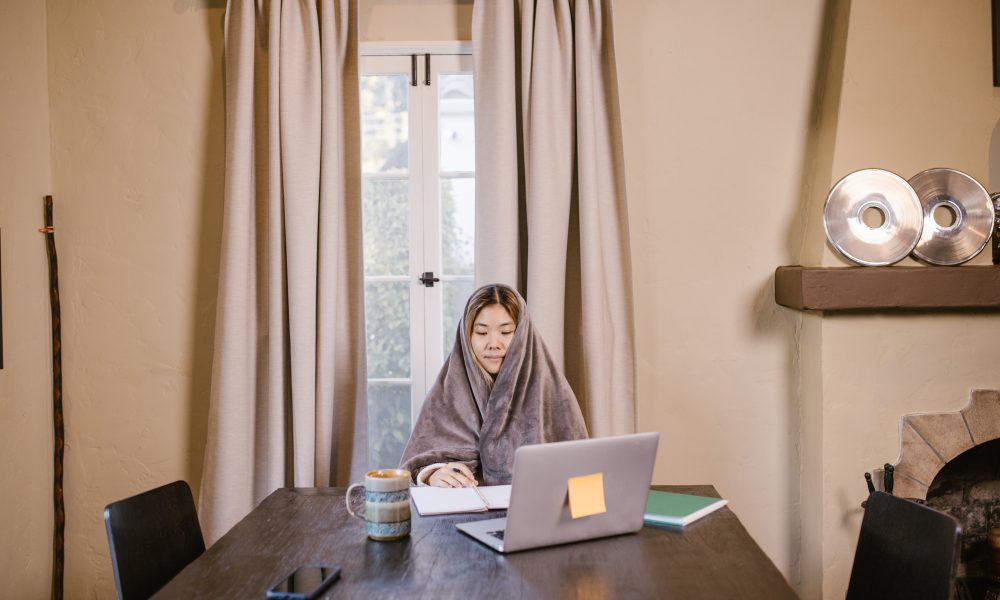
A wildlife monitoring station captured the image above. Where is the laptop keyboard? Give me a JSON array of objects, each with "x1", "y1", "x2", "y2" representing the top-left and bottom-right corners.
[{"x1": 486, "y1": 530, "x2": 505, "y2": 541}]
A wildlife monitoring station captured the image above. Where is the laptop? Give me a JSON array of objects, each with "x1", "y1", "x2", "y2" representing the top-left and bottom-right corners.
[{"x1": 455, "y1": 432, "x2": 659, "y2": 553}]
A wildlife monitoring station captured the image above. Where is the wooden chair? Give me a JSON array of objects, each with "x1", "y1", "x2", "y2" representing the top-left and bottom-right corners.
[
  {"x1": 847, "y1": 491, "x2": 962, "y2": 600},
  {"x1": 104, "y1": 480, "x2": 205, "y2": 600}
]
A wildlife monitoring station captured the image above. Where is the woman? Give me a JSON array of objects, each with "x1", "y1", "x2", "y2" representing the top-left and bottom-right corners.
[{"x1": 400, "y1": 283, "x2": 588, "y2": 487}]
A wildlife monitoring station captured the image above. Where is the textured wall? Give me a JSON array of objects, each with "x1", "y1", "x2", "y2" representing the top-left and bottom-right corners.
[
  {"x1": 615, "y1": 0, "x2": 826, "y2": 590},
  {"x1": 360, "y1": 0, "x2": 472, "y2": 41},
  {"x1": 814, "y1": 1, "x2": 1000, "y2": 596},
  {"x1": 0, "y1": 2, "x2": 57, "y2": 597},
  {"x1": 43, "y1": 0, "x2": 226, "y2": 596},
  {"x1": 618, "y1": 0, "x2": 1000, "y2": 597}
]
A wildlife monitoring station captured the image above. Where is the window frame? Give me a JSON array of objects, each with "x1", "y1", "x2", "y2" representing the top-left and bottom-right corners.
[{"x1": 359, "y1": 42, "x2": 474, "y2": 468}]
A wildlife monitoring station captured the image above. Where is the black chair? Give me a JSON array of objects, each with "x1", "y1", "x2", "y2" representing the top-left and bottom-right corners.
[
  {"x1": 847, "y1": 491, "x2": 962, "y2": 600},
  {"x1": 104, "y1": 480, "x2": 205, "y2": 600}
]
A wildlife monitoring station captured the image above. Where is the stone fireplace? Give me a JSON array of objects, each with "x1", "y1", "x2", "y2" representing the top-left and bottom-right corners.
[{"x1": 871, "y1": 389, "x2": 1000, "y2": 586}]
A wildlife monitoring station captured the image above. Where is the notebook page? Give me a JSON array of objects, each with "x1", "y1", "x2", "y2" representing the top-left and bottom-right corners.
[
  {"x1": 476, "y1": 485, "x2": 512, "y2": 510},
  {"x1": 409, "y1": 487, "x2": 487, "y2": 515}
]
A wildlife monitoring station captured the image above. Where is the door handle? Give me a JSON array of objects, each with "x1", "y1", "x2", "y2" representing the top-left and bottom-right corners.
[{"x1": 419, "y1": 272, "x2": 440, "y2": 287}]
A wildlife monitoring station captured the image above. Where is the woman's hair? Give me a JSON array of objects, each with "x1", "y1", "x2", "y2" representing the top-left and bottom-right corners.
[{"x1": 464, "y1": 284, "x2": 521, "y2": 387}]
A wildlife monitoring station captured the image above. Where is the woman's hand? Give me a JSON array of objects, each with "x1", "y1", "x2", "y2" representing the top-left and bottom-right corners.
[{"x1": 428, "y1": 462, "x2": 477, "y2": 488}]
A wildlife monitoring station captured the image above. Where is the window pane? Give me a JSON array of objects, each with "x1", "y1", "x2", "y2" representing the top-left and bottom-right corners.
[
  {"x1": 441, "y1": 277, "x2": 475, "y2": 361},
  {"x1": 367, "y1": 382, "x2": 411, "y2": 469},
  {"x1": 361, "y1": 55, "x2": 475, "y2": 461},
  {"x1": 440, "y1": 177, "x2": 474, "y2": 276},
  {"x1": 438, "y1": 73, "x2": 474, "y2": 173},
  {"x1": 363, "y1": 179, "x2": 409, "y2": 276},
  {"x1": 361, "y1": 74, "x2": 409, "y2": 174},
  {"x1": 365, "y1": 281, "x2": 410, "y2": 379}
]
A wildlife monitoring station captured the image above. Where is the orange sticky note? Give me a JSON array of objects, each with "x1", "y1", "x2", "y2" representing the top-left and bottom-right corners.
[{"x1": 567, "y1": 472, "x2": 607, "y2": 519}]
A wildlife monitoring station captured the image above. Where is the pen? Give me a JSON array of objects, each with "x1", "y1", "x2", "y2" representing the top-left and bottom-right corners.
[
  {"x1": 472, "y1": 485, "x2": 490, "y2": 509},
  {"x1": 452, "y1": 466, "x2": 477, "y2": 486}
]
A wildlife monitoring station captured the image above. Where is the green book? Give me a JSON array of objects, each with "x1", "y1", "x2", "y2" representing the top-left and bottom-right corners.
[{"x1": 644, "y1": 490, "x2": 728, "y2": 528}]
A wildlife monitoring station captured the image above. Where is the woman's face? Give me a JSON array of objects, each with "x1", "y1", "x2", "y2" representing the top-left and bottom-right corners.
[{"x1": 471, "y1": 304, "x2": 516, "y2": 375}]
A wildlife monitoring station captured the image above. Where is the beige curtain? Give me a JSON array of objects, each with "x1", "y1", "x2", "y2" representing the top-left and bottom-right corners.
[
  {"x1": 473, "y1": 0, "x2": 635, "y2": 436},
  {"x1": 200, "y1": 0, "x2": 366, "y2": 542}
]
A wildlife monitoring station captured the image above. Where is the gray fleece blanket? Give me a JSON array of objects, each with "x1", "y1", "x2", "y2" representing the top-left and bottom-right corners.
[{"x1": 399, "y1": 288, "x2": 589, "y2": 484}]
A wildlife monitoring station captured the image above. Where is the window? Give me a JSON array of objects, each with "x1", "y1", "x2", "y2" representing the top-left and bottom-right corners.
[{"x1": 360, "y1": 45, "x2": 475, "y2": 469}]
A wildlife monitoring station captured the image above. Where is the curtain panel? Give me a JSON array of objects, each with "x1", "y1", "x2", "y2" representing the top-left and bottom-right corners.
[
  {"x1": 200, "y1": 0, "x2": 366, "y2": 543},
  {"x1": 472, "y1": 0, "x2": 636, "y2": 436}
]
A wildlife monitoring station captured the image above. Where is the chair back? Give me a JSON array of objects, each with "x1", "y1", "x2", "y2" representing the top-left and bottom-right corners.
[
  {"x1": 104, "y1": 480, "x2": 205, "y2": 600},
  {"x1": 847, "y1": 491, "x2": 962, "y2": 600}
]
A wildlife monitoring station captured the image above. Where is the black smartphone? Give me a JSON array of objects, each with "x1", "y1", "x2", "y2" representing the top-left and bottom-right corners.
[{"x1": 266, "y1": 565, "x2": 341, "y2": 600}]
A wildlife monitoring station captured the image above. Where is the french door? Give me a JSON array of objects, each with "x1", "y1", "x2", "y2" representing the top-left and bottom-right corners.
[{"x1": 360, "y1": 47, "x2": 475, "y2": 469}]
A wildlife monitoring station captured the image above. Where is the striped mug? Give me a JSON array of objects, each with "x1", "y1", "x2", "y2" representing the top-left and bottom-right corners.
[{"x1": 345, "y1": 469, "x2": 411, "y2": 541}]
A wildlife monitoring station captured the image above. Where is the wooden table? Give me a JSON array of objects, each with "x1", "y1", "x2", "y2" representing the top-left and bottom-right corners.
[{"x1": 155, "y1": 485, "x2": 796, "y2": 599}]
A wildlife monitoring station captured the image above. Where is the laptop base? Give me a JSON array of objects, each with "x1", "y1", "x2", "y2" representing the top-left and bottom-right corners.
[{"x1": 456, "y1": 517, "x2": 508, "y2": 552}]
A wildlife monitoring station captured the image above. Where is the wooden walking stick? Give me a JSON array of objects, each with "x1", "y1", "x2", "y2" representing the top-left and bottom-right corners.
[{"x1": 39, "y1": 195, "x2": 64, "y2": 600}]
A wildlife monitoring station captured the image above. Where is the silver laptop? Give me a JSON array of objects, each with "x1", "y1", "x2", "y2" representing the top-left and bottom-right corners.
[{"x1": 456, "y1": 432, "x2": 659, "y2": 553}]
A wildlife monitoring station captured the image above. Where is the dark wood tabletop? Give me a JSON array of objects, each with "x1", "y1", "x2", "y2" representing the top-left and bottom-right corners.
[{"x1": 155, "y1": 485, "x2": 797, "y2": 599}]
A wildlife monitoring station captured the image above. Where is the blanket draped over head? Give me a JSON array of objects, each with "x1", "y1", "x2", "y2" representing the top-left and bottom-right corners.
[{"x1": 399, "y1": 285, "x2": 589, "y2": 484}]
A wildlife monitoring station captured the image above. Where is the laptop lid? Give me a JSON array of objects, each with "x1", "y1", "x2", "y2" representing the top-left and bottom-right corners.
[{"x1": 501, "y1": 432, "x2": 659, "y2": 552}]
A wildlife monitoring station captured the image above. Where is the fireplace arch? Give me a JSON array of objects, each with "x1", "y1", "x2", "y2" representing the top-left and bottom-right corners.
[{"x1": 879, "y1": 389, "x2": 1000, "y2": 501}]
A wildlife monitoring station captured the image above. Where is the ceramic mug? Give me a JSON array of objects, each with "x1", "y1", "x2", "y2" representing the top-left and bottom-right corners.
[{"x1": 345, "y1": 469, "x2": 411, "y2": 541}]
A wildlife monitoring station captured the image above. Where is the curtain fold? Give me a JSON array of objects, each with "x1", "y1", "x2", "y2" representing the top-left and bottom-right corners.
[
  {"x1": 473, "y1": 0, "x2": 635, "y2": 436},
  {"x1": 200, "y1": 0, "x2": 366, "y2": 543}
]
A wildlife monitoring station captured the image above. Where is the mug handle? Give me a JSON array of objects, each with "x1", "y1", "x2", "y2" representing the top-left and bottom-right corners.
[{"x1": 345, "y1": 483, "x2": 365, "y2": 520}]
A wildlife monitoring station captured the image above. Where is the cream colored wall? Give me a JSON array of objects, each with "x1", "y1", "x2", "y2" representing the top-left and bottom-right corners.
[
  {"x1": 814, "y1": 1, "x2": 1000, "y2": 597},
  {"x1": 41, "y1": 0, "x2": 226, "y2": 596},
  {"x1": 621, "y1": 0, "x2": 1000, "y2": 597},
  {"x1": 360, "y1": 0, "x2": 471, "y2": 41},
  {"x1": 0, "y1": 2, "x2": 57, "y2": 597},
  {"x1": 615, "y1": 0, "x2": 827, "y2": 591}
]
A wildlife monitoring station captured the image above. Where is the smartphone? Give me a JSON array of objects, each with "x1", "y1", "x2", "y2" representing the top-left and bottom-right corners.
[{"x1": 266, "y1": 565, "x2": 341, "y2": 600}]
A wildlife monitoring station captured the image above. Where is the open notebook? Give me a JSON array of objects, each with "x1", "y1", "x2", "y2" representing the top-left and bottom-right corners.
[{"x1": 410, "y1": 485, "x2": 512, "y2": 516}]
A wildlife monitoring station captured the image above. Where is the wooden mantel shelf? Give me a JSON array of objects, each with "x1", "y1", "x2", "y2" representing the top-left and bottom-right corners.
[{"x1": 774, "y1": 266, "x2": 1000, "y2": 311}]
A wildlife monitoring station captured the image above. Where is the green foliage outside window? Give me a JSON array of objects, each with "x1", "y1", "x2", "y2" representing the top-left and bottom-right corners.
[{"x1": 362, "y1": 70, "x2": 475, "y2": 470}]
